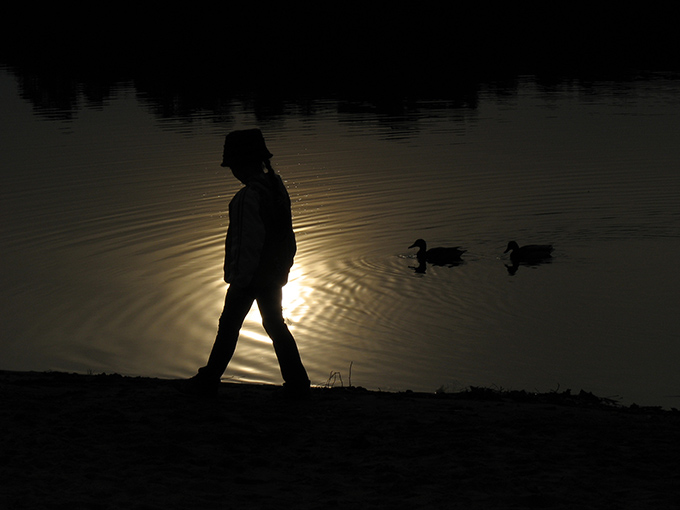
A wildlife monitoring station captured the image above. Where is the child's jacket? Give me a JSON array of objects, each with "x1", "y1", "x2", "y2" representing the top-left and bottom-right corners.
[{"x1": 224, "y1": 173, "x2": 296, "y2": 288}]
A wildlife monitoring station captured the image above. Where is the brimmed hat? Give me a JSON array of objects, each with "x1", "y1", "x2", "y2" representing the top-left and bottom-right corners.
[{"x1": 221, "y1": 129, "x2": 273, "y2": 167}]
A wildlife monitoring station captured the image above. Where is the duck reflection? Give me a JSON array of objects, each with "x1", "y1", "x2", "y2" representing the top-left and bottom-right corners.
[
  {"x1": 408, "y1": 239, "x2": 466, "y2": 274},
  {"x1": 503, "y1": 240, "x2": 554, "y2": 275}
]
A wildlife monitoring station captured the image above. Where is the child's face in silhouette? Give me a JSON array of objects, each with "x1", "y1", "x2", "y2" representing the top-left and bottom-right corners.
[{"x1": 229, "y1": 160, "x2": 264, "y2": 184}]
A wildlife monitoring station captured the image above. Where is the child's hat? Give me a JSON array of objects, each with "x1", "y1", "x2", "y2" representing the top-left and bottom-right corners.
[{"x1": 221, "y1": 129, "x2": 273, "y2": 167}]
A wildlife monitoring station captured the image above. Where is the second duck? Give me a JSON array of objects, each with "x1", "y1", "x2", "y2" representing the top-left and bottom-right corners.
[{"x1": 503, "y1": 241, "x2": 553, "y2": 263}]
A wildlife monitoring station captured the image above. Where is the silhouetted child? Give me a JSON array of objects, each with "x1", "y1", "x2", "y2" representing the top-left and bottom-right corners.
[{"x1": 182, "y1": 129, "x2": 310, "y2": 398}]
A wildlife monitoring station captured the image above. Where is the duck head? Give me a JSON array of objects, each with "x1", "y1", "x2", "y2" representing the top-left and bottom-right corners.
[
  {"x1": 409, "y1": 239, "x2": 427, "y2": 250},
  {"x1": 504, "y1": 241, "x2": 519, "y2": 253}
]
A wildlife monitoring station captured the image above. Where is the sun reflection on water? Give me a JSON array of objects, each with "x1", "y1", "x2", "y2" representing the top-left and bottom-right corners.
[
  {"x1": 235, "y1": 264, "x2": 312, "y2": 329},
  {"x1": 282, "y1": 266, "x2": 313, "y2": 324},
  {"x1": 3, "y1": 68, "x2": 680, "y2": 407}
]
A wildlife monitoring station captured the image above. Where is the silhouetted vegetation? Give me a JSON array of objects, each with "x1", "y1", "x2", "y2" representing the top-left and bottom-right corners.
[{"x1": 2, "y1": 5, "x2": 678, "y2": 123}]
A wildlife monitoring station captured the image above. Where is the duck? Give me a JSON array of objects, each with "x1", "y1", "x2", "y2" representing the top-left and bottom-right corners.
[
  {"x1": 503, "y1": 241, "x2": 553, "y2": 263},
  {"x1": 409, "y1": 239, "x2": 466, "y2": 266}
]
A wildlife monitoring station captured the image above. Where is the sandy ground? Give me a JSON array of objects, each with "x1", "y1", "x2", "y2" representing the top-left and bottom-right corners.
[{"x1": 1, "y1": 370, "x2": 679, "y2": 509}]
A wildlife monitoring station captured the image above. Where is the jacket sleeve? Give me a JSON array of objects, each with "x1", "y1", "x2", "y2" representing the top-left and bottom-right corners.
[{"x1": 224, "y1": 187, "x2": 266, "y2": 287}]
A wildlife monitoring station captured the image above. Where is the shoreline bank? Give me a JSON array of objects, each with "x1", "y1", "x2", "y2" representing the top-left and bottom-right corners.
[{"x1": 2, "y1": 370, "x2": 679, "y2": 508}]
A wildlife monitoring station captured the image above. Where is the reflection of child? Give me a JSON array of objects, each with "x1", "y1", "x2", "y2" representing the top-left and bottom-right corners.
[{"x1": 183, "y1": 129, "x2": 309, "y2": 398}]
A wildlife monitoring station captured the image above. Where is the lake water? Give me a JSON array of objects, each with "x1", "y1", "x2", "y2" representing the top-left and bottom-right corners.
[{"x1": 2, "y1": 66, "x2": 679, "y2": 408}]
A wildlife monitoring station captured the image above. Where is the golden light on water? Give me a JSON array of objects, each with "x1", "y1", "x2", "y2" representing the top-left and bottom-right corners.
[
  {"x1": 238, "y1": 264, "x2": 312, "y2": 329},
  {"x1": 281, "y1": 266, "x2": 313, "y2": 325},
  {"x1": 4, "y1": 65, "x2": 680, "y2": 407}
]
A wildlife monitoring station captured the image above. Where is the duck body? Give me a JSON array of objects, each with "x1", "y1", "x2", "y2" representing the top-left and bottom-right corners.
[
  {"x1": 503, "y1": 241, "x2": 553, "y2": 263},
  {"x1": 409, "y1": 239, "x2": 466, "y2": 266}
]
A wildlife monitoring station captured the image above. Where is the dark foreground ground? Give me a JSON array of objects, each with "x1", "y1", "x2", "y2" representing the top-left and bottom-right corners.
[{"x1": 1, "y1": 371, "x2": 679, "y2": 509}]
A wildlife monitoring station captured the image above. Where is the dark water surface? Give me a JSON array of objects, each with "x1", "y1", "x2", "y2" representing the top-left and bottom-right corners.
[{"x1": 2, "y1": 67, "x2": 679, "y2": 407}]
